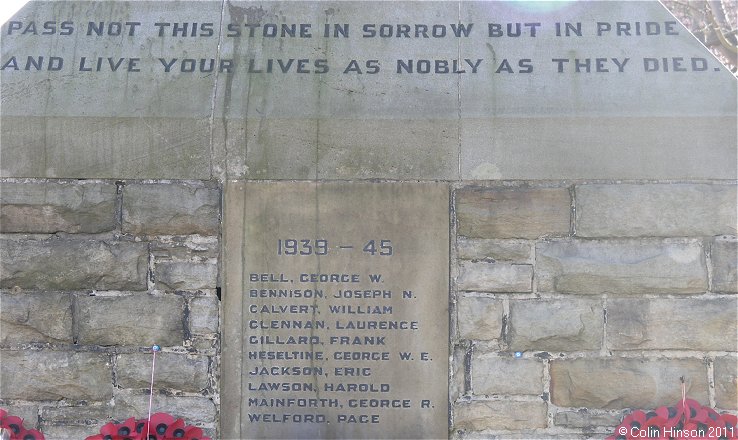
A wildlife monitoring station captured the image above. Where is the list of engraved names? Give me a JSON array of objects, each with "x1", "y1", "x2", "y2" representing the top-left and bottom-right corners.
[{"x1": 223, "y1": 182, "x2": 449, "y2": 439}]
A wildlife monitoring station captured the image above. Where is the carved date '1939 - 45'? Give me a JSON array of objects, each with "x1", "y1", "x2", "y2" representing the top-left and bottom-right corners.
[{"x1": 277, "y1": 239, "x2": 393, "y2": 256}]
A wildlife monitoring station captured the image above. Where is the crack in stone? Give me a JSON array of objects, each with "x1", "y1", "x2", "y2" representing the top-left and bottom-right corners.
[{"x1": 208, "y1": 0, "x2": 228, "y2": 180}]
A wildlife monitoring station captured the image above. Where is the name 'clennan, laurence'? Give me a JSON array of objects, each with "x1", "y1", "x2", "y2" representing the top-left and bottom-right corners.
[{"x1": 245, "y1": 319, "x2": 418, "y2": 330}]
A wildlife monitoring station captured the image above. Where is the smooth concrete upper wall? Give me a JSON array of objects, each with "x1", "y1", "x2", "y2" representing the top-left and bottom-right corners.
[{"x1": 1, "y1": 1, "x2": 735, "y2": 180}]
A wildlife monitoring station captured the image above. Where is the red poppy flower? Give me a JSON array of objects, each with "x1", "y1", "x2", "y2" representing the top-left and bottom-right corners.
[
  {"x1": 717, "y1": 414, "x2": 738, "y2": 440},
  {"x1": 642, "y1": 416, "x2": 669, "y2": 439},
  {"x1": 133, "y1": 420, "x2": 151, "y2": 439},
  {"x1": 21, "y1": 429, "x2": 44, "y2": 440},
  {"x1": 0, "y1": 410, "x2": 45, "y2": 440},
  {"x1": 98, "y1": 421, "x2": 119, "y2": 437},
  {"x1": 2, "y1": 416, "x2": 24, "y2": 436},
  {"x1": 149, "y1": 413, "x2": 176, "y2": 439},
  {"x1": 655, "y1": 405, "x2": 683, "y2": 428},
  {"x1": 163, "y1": 418, "x2": 185, "y2": 439},
  {"x1": 182, "y1": 426, "x2": 207, "y2": 440}
]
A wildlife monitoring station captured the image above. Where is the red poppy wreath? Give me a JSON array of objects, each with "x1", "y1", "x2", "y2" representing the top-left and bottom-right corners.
[
  {"x1": 607, "y1": 398, "x2": 738, "y2": 440},
  {"x1": 84, "y1": 413, "x2": 210, "y2": 440}
]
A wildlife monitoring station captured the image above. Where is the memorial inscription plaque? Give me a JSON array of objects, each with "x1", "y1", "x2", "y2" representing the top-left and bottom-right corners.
[{"x1": 223, "y1": 182, "x2": 449, "y2": 439}]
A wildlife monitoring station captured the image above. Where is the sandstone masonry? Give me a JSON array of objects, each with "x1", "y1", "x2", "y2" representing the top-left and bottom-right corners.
[
  {"x1": 1, "y1": 179, "x2": 736, "y2": 439},
  {"x1": 452, "y1": 182, "x2": 737, "y2": 438},
  {"x1": 0, "y1": 180, "x2": 220, "y2": 437}
]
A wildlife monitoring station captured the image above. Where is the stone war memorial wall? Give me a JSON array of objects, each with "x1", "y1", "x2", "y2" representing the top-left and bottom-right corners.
[{"x1": 0, "y1": 1, "x2": 736, "y2": 439}]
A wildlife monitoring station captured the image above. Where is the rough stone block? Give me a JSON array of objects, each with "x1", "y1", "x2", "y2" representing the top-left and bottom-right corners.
[
  {"x1": 112, "y1": 390, "x2": 216, "y2": 423},
  {"x1": 0, "y1": 292, "x2": 72, "y2": 344},
  {"x1": 550, "y1": 358, "x2": 707, "y2": 409},
  {"x1": 457, "y1": 261, "x2": 532, "y2": 292},
  {"x1": 509, "y1": 299, "x2": 602, "y2": 352},
  {"x1": 190, "y1": 336, "x2": 218, "y2": 353},
  {"x1": 536, "y1": 239, "x2": 707, "y2": 294},
  {"x1": 0, "y1": 350, "x2": 112, "y2": 401},
  {"x1": 454, "y1": 400, "x2": 547, "y2": 431},
  {"x1": 40, "y1": 405, "x2": 112, "y2": 425},
  {"x1": 553, "y1": 410, "x2": 621, "y2": 429},
  {"x1": 0, "y1": 239, "x2": 148, "y2": 291},
  {"x1": 714, "y1": 356, "x2": 737, "y2": 410},
  {"x1": 712, "y1": 237, "x2": 738, "y2": 293},
  {"x1": 40, "y1": 425, "x2": 101, "y2": 440},
  {"x1": 76, "y1": 294, "x2": 184, "y2": 346},
  {"x1": 0, "y1": 181, "x2": 117, "y2": 233},
  {"x1": 457, "y1": 237, "x2": 533, "y2": 262},
  {"x1": 122, "y1": 183, "x2": 220, "y2": 236},
  {"x1": 116, "y1": 353, "x2": 209, "y2": 393},
  {"x1": 189, "y1": 296, "x2": 219, "y2": 335},
  {"x1": 575, "y1": 183, "x2": 737, "y2": 237},
  {"x1": 607, "y1": 298, "x2": 738, "y2": 351},
  {"x1": 472, "y1": 354, "x2": 543, "y2": 395},
  {"x1": 154, "y1": 260, "x2": 218, "y2": 291},
  {"x1": 451, "y1": 345, "x2": 466, "y2": 401},
  {"x1": 457, "y1": 296, "x2": 504, "y2": 340},
  {"x1": 151, "y1": 239, "x2": 220, "y2": 260},
  {"x1": 457, "y1": 187, "x2": 571, "y2": 239}
]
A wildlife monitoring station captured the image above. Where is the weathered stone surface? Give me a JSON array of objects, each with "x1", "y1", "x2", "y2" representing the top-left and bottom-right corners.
[
  {"x1": 457, "y1": 296, "x2": 504, "y2": 341},
  {"x1": 0, "y1": 239, "x2": 148, "y2": 291},
  {"x1": 151, "y1": 239, "x2": 220, "y2": 260},
  {"x1": 460, "y1": 117, "x2": 737, "y2": 181},
  {"x1": 40, "y1": 425, "x2": 102, "y2": 440},
  {"x1": 0, "y1": 181, "x2": 117, "y2": 233},
  {"x1": 509, "y1": 299, "x2": 602, "y2": 352},
  {"x1": 457, "y1": 261, "x2": 533, "y2": 292},
  {"x1": 451, "y1": 345, "x2": 466, "y2": 401},
  {"x1": 315, "y1": 119, "x2": 461, "y2": 180},
  {"x1": 454, "y1": 401, "x2": 547, "y2": 431},
  {"x1": 1, "y1": 116, "x2": 212, "y2": 180},
  {"x1": 457, "y1": 187, "x2": 570, "y2": 239},
  {"x1": 553, "y1": 410, "x2": 622, "y2": 429},
  {"x1": 575, "y1": 183, "x2": 737, "y2": 237},
  {"x1": 607, "y1": 298, "x2": 738, "y2": 351},
  {"x1": 40, "y1": 405, "x2": 112, "y2": 425},
  {"x1": 189, "y1": 296, "x2": 219, "y2": 334},
  {"x1": 0, "y1": 292, "x2": 72, "y2": 344},
  {"x1": 222, "y1": 118, "x2": 462, "y2": 180},
  {"x1": 550, "y1": 358, "x2": 707, "y2": 409},
  {"x1": 214, "y1": 118, "x2": 315, "y2": 180},
  {"x1": 0, "y1": 351, "x2": 112, "y2": 401},
  {"x1": 712, "y1": 237, "x2": 738, "y2": 293},
  {"x1": 154, "y1": 260, "x2": 218, "y2": 291},
  {"x1": 457, "y1": 238, "x2": 533, "y2": 262},
  {"x1": 116, "y1": 353, "x2": 209, "y2": 393},
  {"x1": 190, "y1": 335, "x2": 218, "y2": 353},
  {"x1": 536, "y1": 239, "x2": 707, "y2": 294},
  {"x1": 472, "y1": 354, "x2": 543, "y2": 395},
  {"x1": 122, "y1": 183, "x2": 220, "y2": 236},
  {"x1": 113, "y1": 390, "x2": 216, "y2": 423},
  {"x1": 714, "y1": 356, "x2": 738, "y2": 410},
  {"x1": 76, "y1": 294, "x2": 184, "y2": 346}
]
